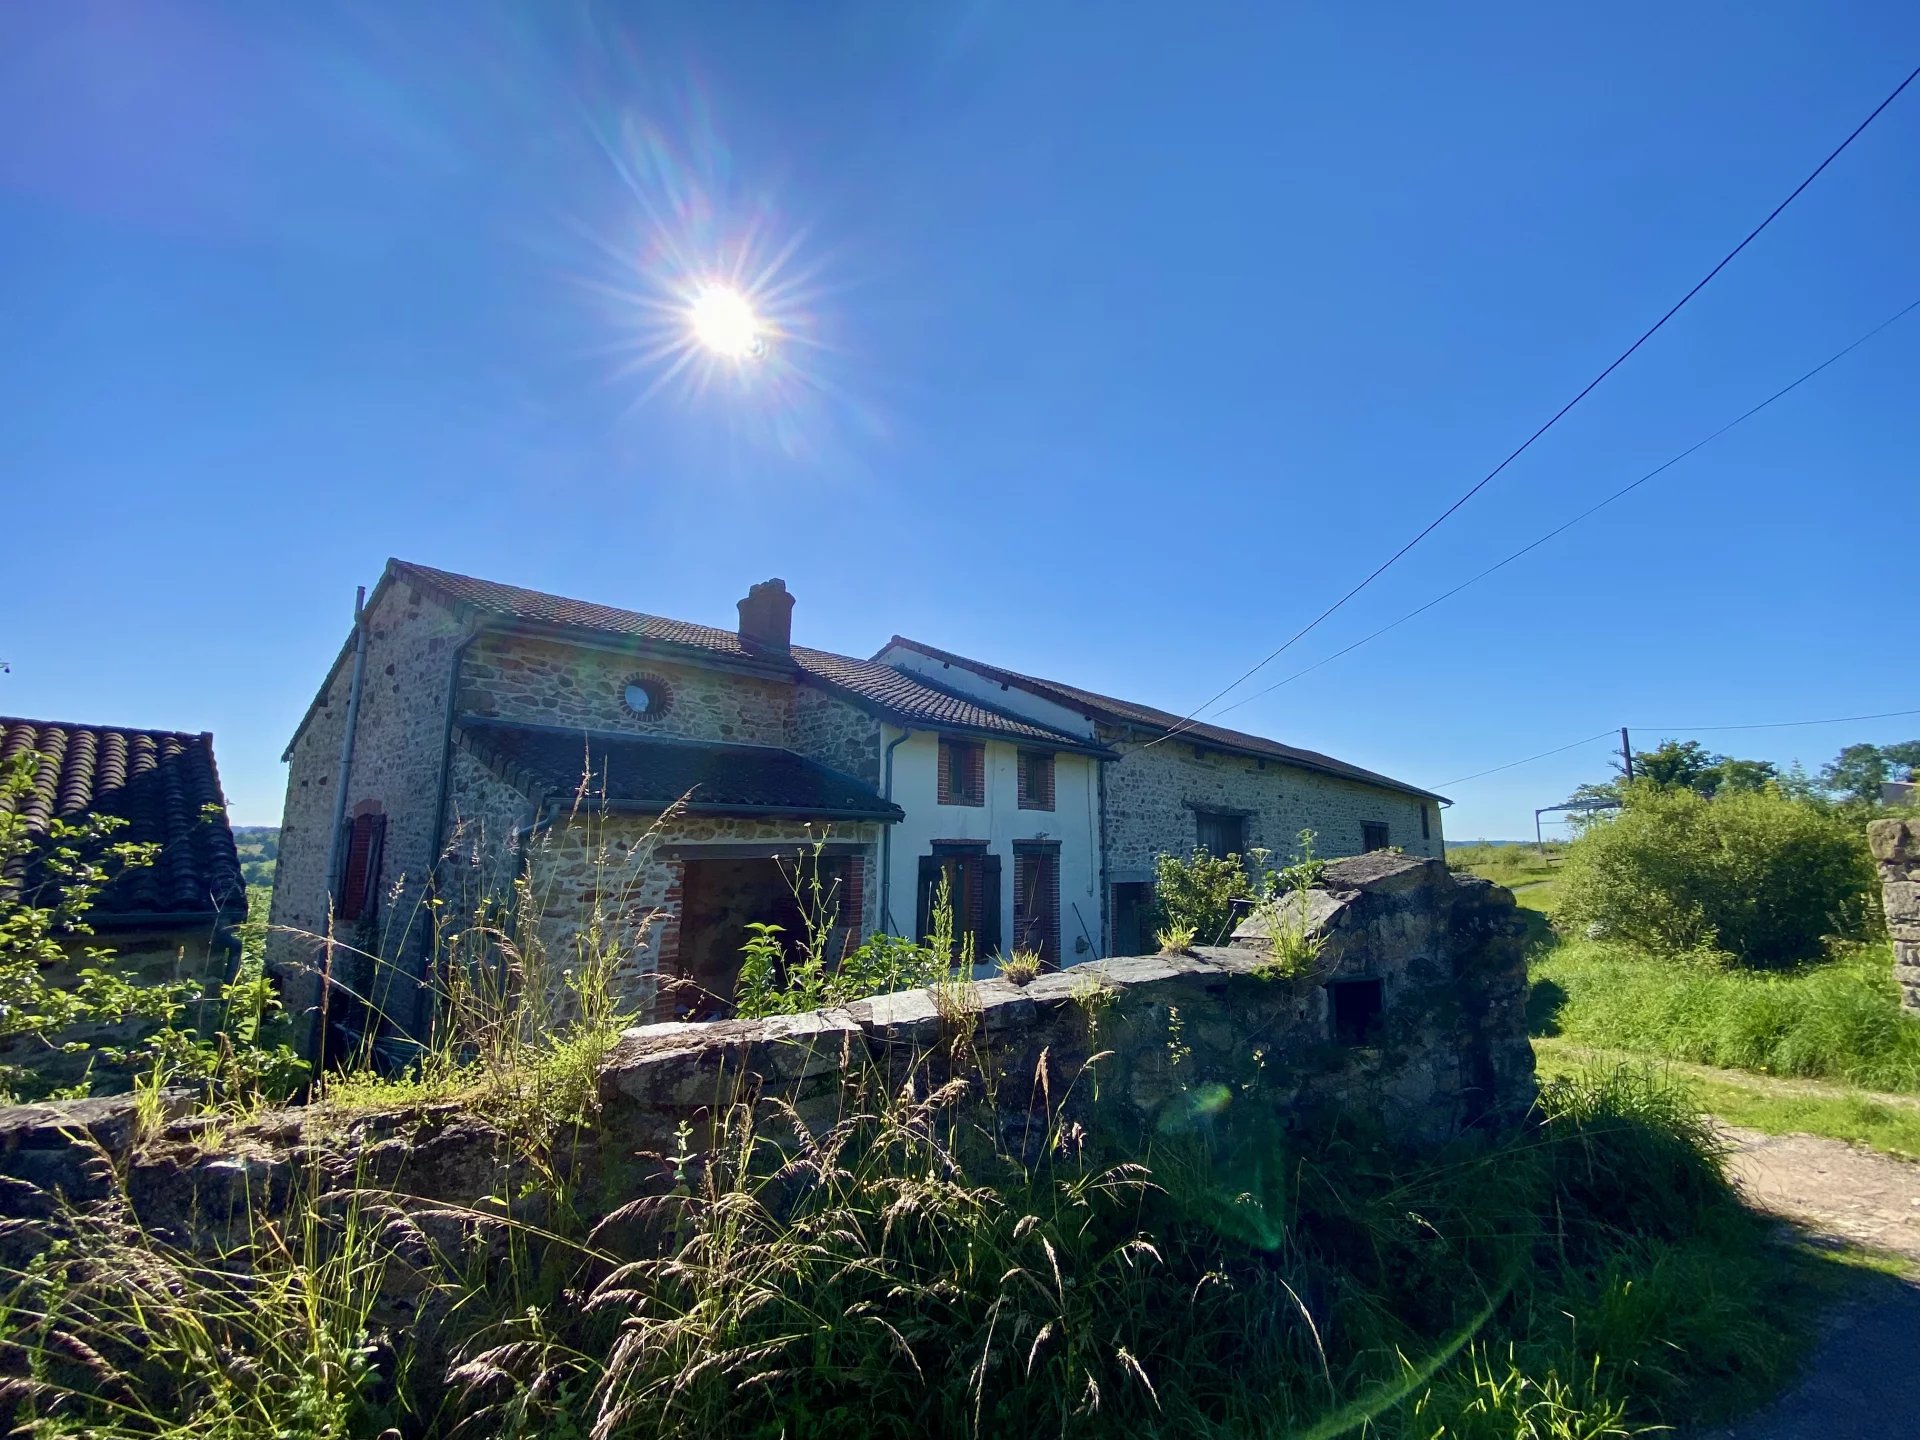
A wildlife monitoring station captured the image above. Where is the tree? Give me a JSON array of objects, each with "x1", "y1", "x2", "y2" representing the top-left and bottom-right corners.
[
  {"x1": 1564, "y1": 739, "x2": 1777, "y2": 808},
  {"x1": 1817, "y1": 741, "x2": 1920, "y2": 806}
]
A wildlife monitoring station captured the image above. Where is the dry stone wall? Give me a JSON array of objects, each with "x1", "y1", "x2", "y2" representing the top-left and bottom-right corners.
[
  {"x1": 0, "y1": 854, "x2": 1532, "y2": 1257},
  {"x1": 1871, "y1": 818, "x2": 1920, "y2": 1011}
]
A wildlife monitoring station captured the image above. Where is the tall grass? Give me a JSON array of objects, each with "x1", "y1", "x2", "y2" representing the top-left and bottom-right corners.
[{"x1": 1534, "y1": 939, "x2": 1920, "y2": 1093}]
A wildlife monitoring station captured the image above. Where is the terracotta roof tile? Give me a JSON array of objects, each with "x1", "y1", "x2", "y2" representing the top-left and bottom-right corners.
[
  {"x1": 0, "y1": 717, "x2": 246, "y2": 923},
  {"x1": 394, "y1": 560, "x2": 1101, "y2": 752},
  {"x1": 883, "y1": 638, "x2": 1447, "y2": 803}
]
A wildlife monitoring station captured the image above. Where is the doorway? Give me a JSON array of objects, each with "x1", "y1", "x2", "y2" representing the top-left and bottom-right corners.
[
  {"x1": 1110, "y1": 881, "x2": 1153, "y2": 958},
  {"x1": 671, "y1": 853, "x2": 850, "y2": 1019}
]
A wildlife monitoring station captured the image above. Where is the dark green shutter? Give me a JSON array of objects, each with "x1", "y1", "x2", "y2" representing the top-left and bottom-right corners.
[
  {"x1": 979, "y1": 853, "x2": 1002, "y2": 960},
  {"x1": 915, "y1": 855, "x2": 938, "y2": 948}
]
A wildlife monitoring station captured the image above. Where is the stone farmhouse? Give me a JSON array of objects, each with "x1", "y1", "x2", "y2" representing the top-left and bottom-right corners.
[{"x1": 268, "y1": 560, "x2": 1444, "y2": 1057}]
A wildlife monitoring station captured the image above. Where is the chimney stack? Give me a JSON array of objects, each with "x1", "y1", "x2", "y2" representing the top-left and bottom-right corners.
[{"x1": 737, "y1": 578, "x2": 795, "y2": 655}]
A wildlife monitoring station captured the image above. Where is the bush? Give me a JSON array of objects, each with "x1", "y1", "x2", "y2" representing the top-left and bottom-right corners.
[{"x1": 1557, "y1": 784, "x2": 1876, "y2": 967}]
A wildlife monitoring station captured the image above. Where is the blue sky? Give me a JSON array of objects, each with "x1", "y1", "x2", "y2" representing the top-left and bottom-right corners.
[{"x1": 3, "y1": 2, "x2": 1916, "y2": 837}]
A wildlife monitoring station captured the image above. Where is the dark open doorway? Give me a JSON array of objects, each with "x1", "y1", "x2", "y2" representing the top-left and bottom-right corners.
[
  {"x1": 670, "y1": 853, "x2": 850, "y2": 1020},
  {"x1": 1111, "y1": 881, "x2": 1153, "y2": 958}
]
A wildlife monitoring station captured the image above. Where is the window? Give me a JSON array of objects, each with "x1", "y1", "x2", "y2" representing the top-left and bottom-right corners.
[
  {"x1": 1362, "y1": 821, "x2": 1390, "y2": 852},
  {"x1": 916, "y1": 844, "x2": 1000, "y2": 960},
  {"x1": 335, "y1": 806, "x2": 387, "y2": 922},
  {"x1": 1017, "y1": 749, "x2": 1055, "y2": 810},
  {"x1": 1420, "y1": 804, "x2": 1430, "y2": 841},
  {"x1": 1329, "y1": 978, "x2": 1385, "y2": 1045},
  {"x1": 937, "y1": 737, "x2": 985, "y2": 806},
  {"x1": 620, "y1": 672, "x2": 674, "y2": 721},
  {"x1": 1012, "y1": 841, "x2": 1060, "y2": 968},
  {"x1": 1194, "y1": 808, "x2": 1246, "y2": 860}
]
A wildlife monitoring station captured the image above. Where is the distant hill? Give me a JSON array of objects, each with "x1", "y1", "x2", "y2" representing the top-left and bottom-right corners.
[{"x1": 233, "y1": 826, "x2": 279, "y2": 888}]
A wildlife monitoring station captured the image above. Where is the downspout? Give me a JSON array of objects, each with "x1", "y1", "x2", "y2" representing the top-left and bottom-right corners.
[
  {"x1": 313, "y1": 584, "x2": 369, "y2": 1064},
  {"x1": 879, "y1": 726, "x2": 913, "y2": 933}
]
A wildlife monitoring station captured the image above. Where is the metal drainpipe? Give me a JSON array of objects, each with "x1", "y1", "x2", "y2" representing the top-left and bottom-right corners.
[
  {"x1": 879, "y1": 727, "x2": 913, "y2": 933},
  {"x1": 313, "y1": 584, "x2": 369, "y2": 1064}
]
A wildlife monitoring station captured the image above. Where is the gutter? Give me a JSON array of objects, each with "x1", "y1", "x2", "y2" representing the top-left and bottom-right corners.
[{"x1": 879, "y1": 726, "x2": 913, "y2": 932}]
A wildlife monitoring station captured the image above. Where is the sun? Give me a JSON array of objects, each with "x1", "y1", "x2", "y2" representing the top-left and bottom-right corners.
[{"x1": 687, "y1": 284, "x2": 764, "y2": 360}]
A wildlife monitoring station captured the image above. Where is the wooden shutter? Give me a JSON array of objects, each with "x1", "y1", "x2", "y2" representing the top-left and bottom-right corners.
[
  {"x1": 337, "y1": 811, "x2": 387, "y2": 922},
  {"x1": 915, "y1": 854, "x2": 938, "y2": 948}
]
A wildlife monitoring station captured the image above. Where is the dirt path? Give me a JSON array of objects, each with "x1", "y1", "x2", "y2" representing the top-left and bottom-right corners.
[
  {"x1": 1719, "y1": 1125, "x2": 1920, "y2": 1257},
  {"x1": 1701, "y1": 1127, "x2": 1920, "y2": 1439}
]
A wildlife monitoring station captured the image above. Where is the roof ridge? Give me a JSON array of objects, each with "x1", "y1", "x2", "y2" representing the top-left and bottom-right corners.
[{"x1": 0, "y1": 715, "x2": 216, "y2": 744}]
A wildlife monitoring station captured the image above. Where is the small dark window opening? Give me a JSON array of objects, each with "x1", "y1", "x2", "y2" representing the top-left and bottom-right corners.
[
  {"x1": 1362, "y1": 821, "x2": 1390, "y2": 852},
  {"x1": 1329, "y1": 979, "x2": 1385, "y2": 1046},
  {"x1": 1195, "y1": 809, "x2": 1246, "y2": 860},
  {"x1": 1420, "y1": 805, "x2": 1430, "y2": 840}
]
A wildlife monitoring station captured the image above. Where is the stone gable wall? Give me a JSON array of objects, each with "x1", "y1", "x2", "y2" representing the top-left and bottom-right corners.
[
  {"x1": 269, "y1": 580, "x2": 471, "y2": 1031},
  {"x1": 1101, "y1": 733, "x2": 1441, "y2": 879},
  {"x1": 458, "y1": 635, "x2": 791, "y2": 747},
  {"x1": 1871, "y1": 819, "x2": 1920, "y2": 1011}
]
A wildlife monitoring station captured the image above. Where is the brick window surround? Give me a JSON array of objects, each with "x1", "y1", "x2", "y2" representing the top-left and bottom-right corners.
[
  {"x1": 1012, "y1": 840, "x2": 1061, "y2": 969},
  {"x1": 1016, "y1": 749, "x2": 1056, "y2": 811},
  {"x1": 937, "y1": 737, "x2": 986, "y2": 806}
]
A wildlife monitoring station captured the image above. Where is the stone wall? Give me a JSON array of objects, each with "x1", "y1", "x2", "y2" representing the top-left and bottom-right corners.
[
  {"x1": 523, "y1": 813, "x2": 884, "y2": 1018},
  {"x1": 0, "y1": 854, "x2": 1531, "y2": 1248},
  {"x1": 787, "y1": 684, "x2": 883, "y2": 786},
  {"x1": 459, "y1": 635, "x2": 792, "y2": 746},
  {"x1": 1100, "y1": 733, "x2": 1442, "y2": 881},
  {"x1": 1871, "y1": 818, "x2": 1920, "y2": 1011},
  {"x1": 270, "y1": 579, "x2": 472, "y2": 1033}
]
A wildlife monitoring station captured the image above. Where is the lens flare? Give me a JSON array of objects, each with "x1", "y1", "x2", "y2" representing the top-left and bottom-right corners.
[{"x1": 687, "y1": 284, "x2": 764, "y2": 359}]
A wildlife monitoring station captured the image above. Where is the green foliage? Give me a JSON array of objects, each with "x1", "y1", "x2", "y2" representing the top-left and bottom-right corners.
[
  {"x1": 1534, "y1": 939, "x2": 1920, "y2": 1092},
  {"x1": 733, "y1": 858, "x2": 951, "y2": 1021},
  {"x1": 1154, "y1": 921, "x2": 1196, "y2": 955},
  {"x1": 0, "y1": 751, "x2": 298, "y2": 1104},
  {"x1": 1820, "y1": 741, "x2": 1920, "y2": 806},
  {"x1": 1252, "y1": 829, "x2": 1327, "y2": 978},
  {"x1": 1448, "y1": 843, "x2": 1566, "y2": 891},
  {"x1": 1152, "y1": 846, "x2": 1277, "y2": 948},
  {"x1": 232, "y1": 825, "x2": 279, "y2": 887},
  {"x1": 435, "y1": 1066, "x2": 1812, "y2": 1439},
  {"x1": 1557, "y1": 783, "x2": 1877, "y2": 967}
]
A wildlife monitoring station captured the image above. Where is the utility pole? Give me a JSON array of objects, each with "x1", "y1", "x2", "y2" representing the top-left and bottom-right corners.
[{"x1": 1620, "y1": 727, "x2": 1634, "y2": 782}]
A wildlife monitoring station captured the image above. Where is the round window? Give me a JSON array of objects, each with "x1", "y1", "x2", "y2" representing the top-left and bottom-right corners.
[{"x1": 620, "y1": 672, "x2": 674, "y2": 721}]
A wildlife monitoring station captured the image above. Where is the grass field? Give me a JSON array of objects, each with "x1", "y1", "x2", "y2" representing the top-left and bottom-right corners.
[{"x1": 1450, "y1": 842, "x2": 1920, "y2": 1159}]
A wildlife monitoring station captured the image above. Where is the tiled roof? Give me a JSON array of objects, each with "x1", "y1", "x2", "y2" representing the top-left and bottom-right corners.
[
  {"x1": 394, "y1": 560, "x2": 1099, "y2": 751},
  {"x1": 0, "y1": 718, "x2": 246, "y2": 923},
  {"x1": 455, "y1": 720, "x2": 905, "y2": 821},
  {"x1": 883, "y1": 638, "x2": 1448, "y2": 803}
]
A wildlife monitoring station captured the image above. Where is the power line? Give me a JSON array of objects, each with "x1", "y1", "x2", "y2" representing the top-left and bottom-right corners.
[
  {"x1": 1634, "y1": 706, "x2": 1920, "y2": 734},
  {"x1": 1434, "y1": 707, "x2": 1920, "y2": 791},
  {"x1": 1433, "y1": 732, "x2": 1619, "y2": 790},
  {"x1": 1148, "y1": 61, "x2": 1920, "y2": 750},
  {"x1": 1208, "y1": 296, "x2": 1920, "y2": 719}
]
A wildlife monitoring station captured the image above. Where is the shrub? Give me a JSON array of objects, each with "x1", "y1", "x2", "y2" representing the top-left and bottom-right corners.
[{"x1": 1557, "y1": 784, "x2": 1877, "y2": 967}]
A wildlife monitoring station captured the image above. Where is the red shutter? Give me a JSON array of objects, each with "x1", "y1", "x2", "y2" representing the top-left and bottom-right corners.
[{"x1": 336, "y1": 811, "x2": 387, "y2": 922}]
